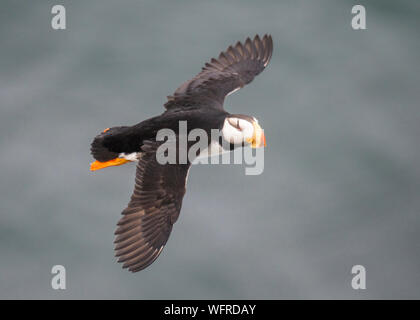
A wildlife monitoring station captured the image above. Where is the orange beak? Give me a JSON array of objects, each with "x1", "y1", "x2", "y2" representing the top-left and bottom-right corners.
[
  {"x1": 248, "y1": 122, "x2": 266, "y2": 148},
  {"x1": 90, "y1": 158, "x2": 130, "y2": 171}
]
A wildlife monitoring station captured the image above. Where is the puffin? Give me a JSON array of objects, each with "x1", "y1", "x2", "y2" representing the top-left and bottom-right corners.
[{"x1": 90, "y1": 34, "x2": 273, "y2": 272}]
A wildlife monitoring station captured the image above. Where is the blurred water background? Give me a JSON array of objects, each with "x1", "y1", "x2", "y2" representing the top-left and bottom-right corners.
[{"x1": 0, "y1": 0, "x2": 419, "y2": 299}]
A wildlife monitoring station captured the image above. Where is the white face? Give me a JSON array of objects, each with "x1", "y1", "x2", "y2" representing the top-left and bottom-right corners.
[{"x1": 222, "y1": 117, "x2": 255, "y2": 145}]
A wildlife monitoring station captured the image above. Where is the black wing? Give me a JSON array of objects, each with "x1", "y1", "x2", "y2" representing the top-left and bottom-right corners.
[
  {"x1": 114, "y1": 141, "x2": 191, "y2": 272},
  {"x1": 164, "y1": 34, "x2": 273, "y2": 111}
]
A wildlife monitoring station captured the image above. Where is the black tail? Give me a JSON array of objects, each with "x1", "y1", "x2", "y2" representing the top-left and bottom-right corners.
[{"x1": 90, "y1": 126, "x2": 129, "y2": 162}]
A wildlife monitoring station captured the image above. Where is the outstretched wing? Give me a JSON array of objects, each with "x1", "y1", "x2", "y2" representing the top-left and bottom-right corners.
[
  {"x1": 164, "y1": 34, "x2": 273, "y2": 111},
  {"x1": 114, "y1": 141, "x2": 191, "y2": 272}
]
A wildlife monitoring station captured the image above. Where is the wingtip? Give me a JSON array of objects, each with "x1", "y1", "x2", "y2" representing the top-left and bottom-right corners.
[{"x1": 251, "y1": 34, "x2": 273, "y2": 63}]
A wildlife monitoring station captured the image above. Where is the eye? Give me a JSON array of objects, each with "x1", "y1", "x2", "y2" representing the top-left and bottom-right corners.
[{"x1": 228, "y1": 118, "x2": 241, "y2": 130}]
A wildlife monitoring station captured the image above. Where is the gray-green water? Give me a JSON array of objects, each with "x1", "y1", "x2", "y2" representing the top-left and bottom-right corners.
[{"x1": 1, "y1": 0, "x2": 419, "y2": 299}]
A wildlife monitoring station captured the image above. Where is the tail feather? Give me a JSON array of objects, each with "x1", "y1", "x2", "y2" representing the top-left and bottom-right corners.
[{"x1": 90, "y1": 126, "x2": 129, "y2": 162}]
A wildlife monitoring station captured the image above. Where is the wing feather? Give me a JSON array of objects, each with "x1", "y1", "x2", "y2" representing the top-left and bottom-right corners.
[
  {"x1": 114, "y1": 141, "x2": 191, "y2": 272},
  {"x1": 164, "y1": 34, "x2": 273, "y2": 111}
]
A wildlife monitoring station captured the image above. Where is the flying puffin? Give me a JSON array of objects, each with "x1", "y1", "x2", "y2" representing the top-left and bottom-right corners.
[{"x1": 90, "y1": 34, "x2": 273, "y2": 272}]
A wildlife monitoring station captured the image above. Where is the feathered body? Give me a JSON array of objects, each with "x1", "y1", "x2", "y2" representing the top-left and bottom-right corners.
[{"x1": 90, "y1": 35, "x2": 273, "y2": 272}]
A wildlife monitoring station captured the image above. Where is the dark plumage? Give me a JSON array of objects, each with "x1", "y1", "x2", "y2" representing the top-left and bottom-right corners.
[
  {"x1": 165, "y1": 34, "x2": 273, "y2": 110},
  {"x1": 90, "y1": 34, "x2": 273, "y2": 272},
  {"x1": 114, "y1": 141, "x2": 190, "y2": 272}
]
